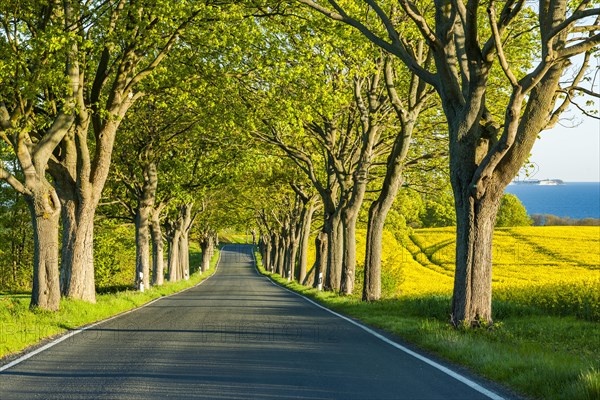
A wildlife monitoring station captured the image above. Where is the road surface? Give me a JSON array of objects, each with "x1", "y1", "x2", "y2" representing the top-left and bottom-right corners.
[{"x1": 1, "y1": 245, "x2": 512, "y2": 399}]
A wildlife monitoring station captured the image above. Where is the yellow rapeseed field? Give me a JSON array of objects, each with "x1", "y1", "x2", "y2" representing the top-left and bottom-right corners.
[
  {"x1": 402, "y1": 226, "x2": 600, "y2": 320},
  {"x1": 307, "y1": 226, "x2": 600, "y2": 320}
]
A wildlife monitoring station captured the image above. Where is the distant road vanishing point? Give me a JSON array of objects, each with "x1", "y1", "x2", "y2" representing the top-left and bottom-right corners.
[{"x1": 0, "y1": 245, "x2": 516, "y2": 399}]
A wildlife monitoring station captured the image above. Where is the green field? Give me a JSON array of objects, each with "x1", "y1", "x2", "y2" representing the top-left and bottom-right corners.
[{"x1": 294, "y1": 226, "x2": 600, "y2": 400}]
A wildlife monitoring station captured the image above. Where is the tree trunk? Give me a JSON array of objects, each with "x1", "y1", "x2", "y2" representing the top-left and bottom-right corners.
[
  {"x1": 324, "y1": 211, "x2": 343, "y2": 291},
  {"x1": 179, "y1": 203, "x2": 193, "y2": 279},
  {"x1": 298, "y1": 203, "x2": 316, "y2": 283},
  {"x1": 451, "y1": 191, "x2": 501, "y2": 326},
  {"x1": 270, "y1": 234, "x2": 278, "y2": 273},
  {"x1": 363, "y1": 204, "x2": 386, "y2": 301},
  {"x1": 59, "y1": 205, "x2": 96, "y2": 302},
  {"x1": 135, "y1": 205, "x2": 151, "y2": 290},
  {"x1": 262, "y1": 235, "x2": 271, "y2": 272},
  {"x1": 135, "y1": 159, "x2": 158, "y2": 289},
  {"x1": 26, "y1": 185, "x2": 61, "y2": 311},
  {"x1": 276, "y1": 234, "x2": 285, "y2": 276},
  {"x1": 288, "y1": 236, "x2": 299, "y2": 281},
  {"x1": 340, "y1": 211, "x2": 359, "y2": 295},
  {"x1": 179, "y1": 230, "x2": 190, "y2": 280},
  {"x1": 363, "y1": 172, "x2": 406, "y2": 301},
  {"x1": 363, "y1": 119, "x2": 416, "y2": 301},
  {"x1": 311, "y1": 231, "x2": 328, "y2": 288},
  {"x1": 200, "y1": 235, "x2": 213, "y2": 273},
  {"x1": 167, "y1": 228, "x2": 181, "y2": 282},
  {"x1": 150, "y1": 207, "x2": 165, "y2": 285}
]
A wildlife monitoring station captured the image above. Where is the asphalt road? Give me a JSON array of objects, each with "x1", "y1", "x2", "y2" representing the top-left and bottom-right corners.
[{"x1": 1, "y1": 244, "x2": 510, "y2": 399}]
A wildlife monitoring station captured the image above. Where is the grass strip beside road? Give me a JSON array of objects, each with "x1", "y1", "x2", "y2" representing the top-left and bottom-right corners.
[
  {"x1": 254, "y1": 249, "x2": 599, "y2": 400},
  {"x1": 0, "y1": 248, "x2": 220, "y2": 361}
]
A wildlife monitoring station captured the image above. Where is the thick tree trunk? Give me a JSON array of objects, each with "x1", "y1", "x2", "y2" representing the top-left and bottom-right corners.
[
  {"x1": 324, "y1": 211, "x2": 343, "y2": 291},
  {"x1": 136, "y1": 160, "x2": 158, "y2": 289},
  {"x1": 167, "y1": 229, "x2": 181, "y2": 282},
  {"x1": 60, "y1": 205, "x2": 96, "y2": 302},
  {"x1": 340, "y1": 211, "x2": 359, "y2": 295},
  {"x1": 363, "y1": 205, "x2": 386, "y2": 301},
  {"x1": 298, "y1": 203, "x2": 316, "y2": 283},
  {"x1": 200, "y1": 236, "x2": 213, "y2": 273},
  {"x1": 179, "y1": 231, "x2": 190, "y2": 280},
  {"x1": 150, "y1": 208, "x2": 165, "y2": 285},
  {"x1": 26, "y1": 185, "x2": 61, "y2": 311},
  {"x1": 451, "y1": 191, "x2": 501, "y2": 326},
  {"x1": 262, "y1": 235, "x2": 271, "y2": 272},
  {"x1": 311, "y1": 231, "x2": 328, "y2": 288}
]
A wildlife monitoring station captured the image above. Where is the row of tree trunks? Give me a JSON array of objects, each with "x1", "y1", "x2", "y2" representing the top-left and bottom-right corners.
[{"x1": 258, "y1": 190, "x2": 316, "y2": 282}]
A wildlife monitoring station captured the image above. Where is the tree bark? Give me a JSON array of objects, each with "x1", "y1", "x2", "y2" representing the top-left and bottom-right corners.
[
  {"x1": 288, "y1": 234, "x2": 299, "y2": 281},
  {"x1": 363, "y1": 144, "x2": 409, "y2": 301},
  {"x1": 276, "y1": 234, "x2": 286, "y2": 276},
  {"x1": 58, "y1": 200, "x2": 96, "y2": 302},
  {"x1": 135, "y1": 205, "x2": 151, "y2": 290},
  {"x1": 150, "y1": 206, "x2": 165, "y2": 285},
  {"x1": 311, "y1": 231, "x2": 328, "y2": 288},
  {"x1": 134, "y1": 159, "x2": 158, "y2": 290},
  {"x1": 340, "y1": 211, "x2": 358, "y2": 295},
  {"x1": 200, "y1": 234, "x2": 213, "y2": 273},
  {"x1": 179, "y1": 230, "x2": 190, "y2": 280},
  {"x1": 166, "y1": 224, "x2": 181, "y2": 282},
  {"x1": 270, "y1": 234, "x2": 278, "y2": 273},
  {"x1": 363, "y1": 203, "x2": 386, "y2": 301},
  {"x1": 451, "y1": 190, "x2": 501, "y2": 326},
  {"x1": 262, "y1": 235, "x2": 271, "y2": 272},
  {"x1": 26, "y1": 185, "x2": 62, "y2": 311},
  {"x1": 324, "y1": 210, "x2": 343, "y2": 291}
]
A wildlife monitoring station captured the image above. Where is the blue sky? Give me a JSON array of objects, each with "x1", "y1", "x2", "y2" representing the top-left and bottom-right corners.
[{"x1": 527, "y1": 112, "x2": 600, "y2": 182}]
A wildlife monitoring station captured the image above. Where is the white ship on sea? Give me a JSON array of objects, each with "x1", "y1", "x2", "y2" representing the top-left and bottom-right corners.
[{"x1": 511, "y1": 178, "x2": 565, "y2": 185}]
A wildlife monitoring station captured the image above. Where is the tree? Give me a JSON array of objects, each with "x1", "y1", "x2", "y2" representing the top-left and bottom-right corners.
[
  {"x1": 47, "y1": 0, "x2": 207, "y2": 303},
  {"x1": 496, "y1": 194, "x2": 532, "y2": 227},
  {"x1": 299, "y1": 0, "x2": 600, "y2": 325},
  {"x1": 0, "y1": 1, "x2": 80, "y2": 310}
]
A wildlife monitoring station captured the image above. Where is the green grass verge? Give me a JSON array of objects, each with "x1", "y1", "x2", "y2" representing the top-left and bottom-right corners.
[
  {"x1": 0, "y1": 248, "x2": 220, "y2": 360},
  {"x1": 253, "y1": 249, "x2": 600, "y2": 400}
]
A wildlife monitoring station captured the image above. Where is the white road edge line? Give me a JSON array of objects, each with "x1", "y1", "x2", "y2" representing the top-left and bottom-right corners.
[
  {"x1": 0, "y1": 245, "x2": 226, "y2": 373},
  {"x1": 249, "y1": 245, "x2": 504, "y2": 400}
]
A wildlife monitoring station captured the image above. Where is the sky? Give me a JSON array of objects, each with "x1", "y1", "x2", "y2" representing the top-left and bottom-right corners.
[
  {"x1": 514, "y1": 45, "x2": 600, "y2": 183},
  {"x1": 526, "y1": 115, "x2": 600, "y2": 182}
]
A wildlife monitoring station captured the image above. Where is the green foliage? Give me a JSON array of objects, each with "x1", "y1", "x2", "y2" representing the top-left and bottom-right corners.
[
  {"x1": 93, "y1": 219, "x2": 136, "y2": 290},
  {"x1": 496, "y1": 194, "x2": 533, "y2": 227},
  {"x1": 0, "y1": 184, "x2": 33, "y2": 292},
  {"x1": 420, "y1": 190, "x2": 456, "y2": 228}
]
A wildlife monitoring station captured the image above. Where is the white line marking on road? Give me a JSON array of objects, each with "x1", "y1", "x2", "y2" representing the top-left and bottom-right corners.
[
  {"x1": 0, "y1": 246, "x2": 226, "y2": 373},
  {"x1": 249, "y1": 246, "x2": 504, "y2": 400}
]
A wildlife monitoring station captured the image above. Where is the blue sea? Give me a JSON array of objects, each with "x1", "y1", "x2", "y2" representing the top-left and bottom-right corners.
[{"x1": 505, "y1": 182, "x2": 600, "y2": 219}]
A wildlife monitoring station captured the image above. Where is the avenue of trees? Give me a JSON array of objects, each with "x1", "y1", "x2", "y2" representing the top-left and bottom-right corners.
[{"x1": 1, "y1": 0, "x2": 598, "y2": 327}]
